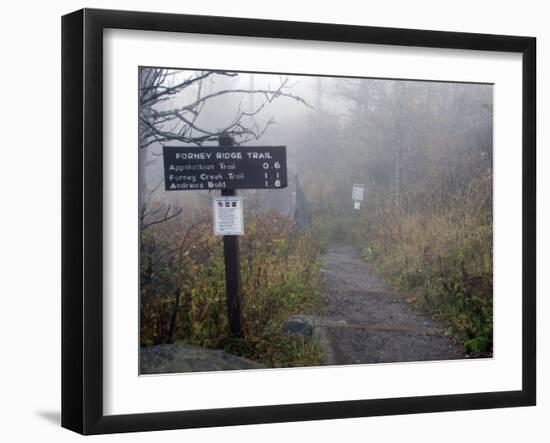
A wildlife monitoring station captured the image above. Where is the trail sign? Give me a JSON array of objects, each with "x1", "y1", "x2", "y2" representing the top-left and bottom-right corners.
[
  {"x1": 162, "y1": 139, "x2": 289, "y2": 338},
  {"x1": 352, "y1": 183, "x2": 365, "y2": 202},
  {"x1": 352, "y1": 183, "x2": 366, "y2": 210},
  {"x1": 162, "y1": 145, "x2": 287, "y2": 191},
  {"x1": 213, "y1": 196, "x2": 244, "y2": 236}
]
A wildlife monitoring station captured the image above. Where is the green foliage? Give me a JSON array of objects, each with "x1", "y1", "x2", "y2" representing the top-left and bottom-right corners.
[
  {"x1": 303, "y1": 80, "x2": 494, "y2": 356},
  {"x1": 139, "y1": 76, "x2": 495, "y2": 365},
  {"x1": 224, "y1": 329, "x2": 323, "y2": 369},
  {"x1": 140, "y1": 209, "x2": 324, "y2": 367},
  {"x1": 357, "y1": 181, "x2": 493, "y2": 355}
]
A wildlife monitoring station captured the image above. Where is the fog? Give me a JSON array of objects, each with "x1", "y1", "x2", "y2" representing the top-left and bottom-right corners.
[
  {"x1": 138, "y1": 68, "x2": 494, "y2": 358},
  {"x1": 139, "y1": 68, "x2": 493, "y2": 227}
]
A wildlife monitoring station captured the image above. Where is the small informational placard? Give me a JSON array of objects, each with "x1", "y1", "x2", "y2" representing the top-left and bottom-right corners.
[
  {"x1": 213, "y1": 197, "x2": 244, "y2": 236},
  {"x1": 352, "y1": 183, "x2": 365, "y2": 202},
  {"x1": 354, "y1": 201, "x2": 361, "y2": 210}
]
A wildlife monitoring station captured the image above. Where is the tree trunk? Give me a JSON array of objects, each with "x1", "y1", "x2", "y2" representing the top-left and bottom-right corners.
[
  {"x1": 394, "y1": 147, "x2": 402, "y2": 213},
  {"x1": 166, "y1": 286, "x2": 180, "y2": 344}
]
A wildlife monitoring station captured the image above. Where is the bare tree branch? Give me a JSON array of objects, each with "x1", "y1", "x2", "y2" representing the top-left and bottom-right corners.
[
  {"x1": 138, "y1": 67, "x2": 310, "y2": 232},
  {"x1": 142, "y1": 205, "x2": 183, "y2": 231},
  {"x1": 139, "y1": 68, "x2": 311, "y2": 150}
]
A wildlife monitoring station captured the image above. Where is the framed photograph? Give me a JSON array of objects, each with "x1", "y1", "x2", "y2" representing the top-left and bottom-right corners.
[{"x1": 61, "y1": 8, "x2": 536, "y2": 435}]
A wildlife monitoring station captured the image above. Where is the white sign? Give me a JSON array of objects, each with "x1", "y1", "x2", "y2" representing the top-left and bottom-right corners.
[
  {"x1": 352, "y1": 183, "x2": 365, "y2": 201},
  {"x1": 354, "y1": 201, "x2": 361, "y2": 210},
  {"x1": 213, "y1": 196, "x2": 244, "y2": 235}
]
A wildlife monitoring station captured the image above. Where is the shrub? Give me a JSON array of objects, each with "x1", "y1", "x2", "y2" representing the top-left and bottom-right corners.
[{"x1": 140, "y1": 209, "x2": 324, "y2": 367}]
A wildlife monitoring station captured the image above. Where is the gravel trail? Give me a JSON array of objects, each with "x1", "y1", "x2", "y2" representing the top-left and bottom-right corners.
[{"x1": 317, "y1": 244, "x2": 464, "y2": 365}]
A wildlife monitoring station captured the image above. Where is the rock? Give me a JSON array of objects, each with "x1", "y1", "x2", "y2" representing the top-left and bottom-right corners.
[
  {"x1": 282, "y1": 315, "x2": 315, "y2": 337},
  {"x1": 140, "y1": 344, "x2": 265, "y2": 374}
]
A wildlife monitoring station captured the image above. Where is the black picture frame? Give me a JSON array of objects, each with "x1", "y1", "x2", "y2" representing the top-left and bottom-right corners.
[{"x1": 61, "y1": 8, "x2": 536, "y2": 435}]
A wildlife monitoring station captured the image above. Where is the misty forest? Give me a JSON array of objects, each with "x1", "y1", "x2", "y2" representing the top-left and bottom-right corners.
[{"x1": 139, "y1": 67, "x2": 493, "y2": 373}]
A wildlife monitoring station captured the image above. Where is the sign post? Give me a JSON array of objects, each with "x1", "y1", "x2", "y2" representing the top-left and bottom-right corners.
[
  {"x1": 220, "y1": 189, "x2": 242, "y2": 336},
  {"x1": 162, "y1": 135, "x2": 287, "y2": 338},
  {"x1": 219, "y1": 135, "x2": 242, "y2": 337}
]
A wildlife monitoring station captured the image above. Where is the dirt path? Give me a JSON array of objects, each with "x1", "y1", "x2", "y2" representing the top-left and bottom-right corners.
[{"x1": 316, "y1": 244, "x2": 463, "y2": 365}]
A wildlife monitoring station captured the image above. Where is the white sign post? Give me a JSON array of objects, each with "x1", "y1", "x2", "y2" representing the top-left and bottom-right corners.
[
  {"x1": 352, "y1": 183, "x2": 366, "y2": 210},
  {"x1": 213, "y1": 196, "x2": 244, "y2": 236}
]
